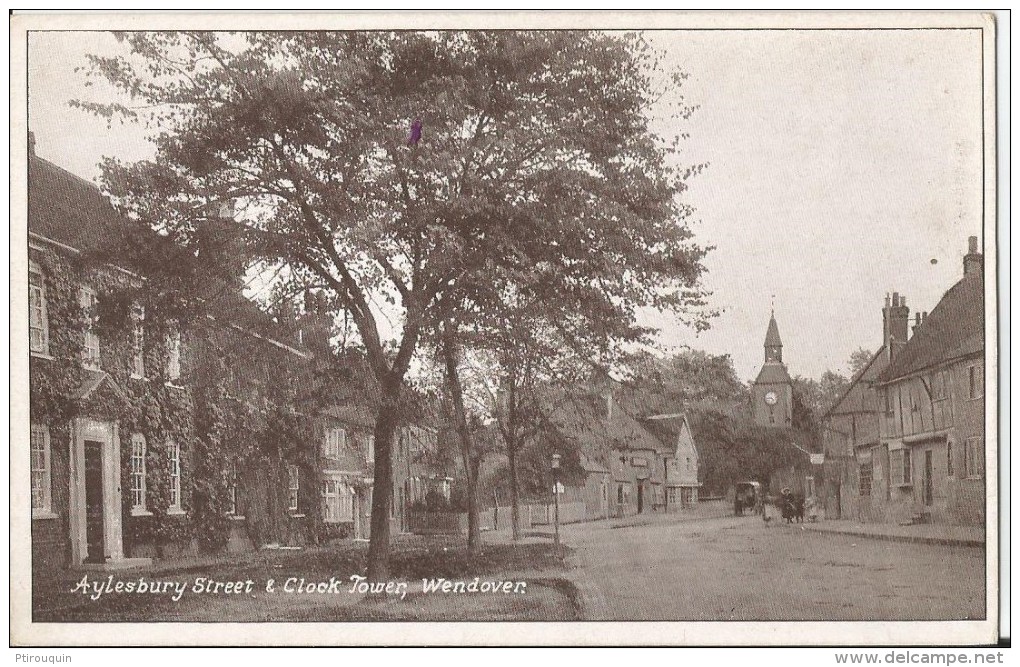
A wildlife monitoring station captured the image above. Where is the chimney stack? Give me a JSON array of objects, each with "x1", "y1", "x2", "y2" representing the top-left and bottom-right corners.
[
  {"x1": 963, "y1": 235, "x2": 983, "y2": 276},
  {"x1": 198, "y1": 199, "x2": 247, "y2": 289},
  {"x1": 605, "y1": 391, "x2": 614, "y2": 421},
  {"x1": 911, "y1": 311, "x2": 928, "y2": 336},
  {"x1": 299, "y1": 290, "x2": 331, "y2": 356},
  {"x1": 883, "y1": 291, "x2": 910, "y2": 362}
]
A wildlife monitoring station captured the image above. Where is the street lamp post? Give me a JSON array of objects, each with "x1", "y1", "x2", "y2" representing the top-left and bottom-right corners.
[{"x1": 551, "y1": 453, "x2": 561, "y2": 556}]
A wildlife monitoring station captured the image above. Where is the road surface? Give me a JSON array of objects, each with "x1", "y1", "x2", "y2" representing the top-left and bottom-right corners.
[{"x1": 562, "y1": 512, "x2": 986, "y2": 621}]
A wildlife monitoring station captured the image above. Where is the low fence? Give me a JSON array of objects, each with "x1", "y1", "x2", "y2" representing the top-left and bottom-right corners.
[
  {"x1": 526, "y1": 501, "x2": 587, "y2": 526},
  {"x1": 407, "y1": 511, "x2": 467, "y2": 535},
  {"x1": 408, "y1": 501, "x2": 591, "y2": 535}
]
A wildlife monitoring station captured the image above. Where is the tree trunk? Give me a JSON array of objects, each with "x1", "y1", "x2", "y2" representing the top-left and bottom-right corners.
[
  {"x1": 366, "y1": 382, "x2": 401, "y2": 582},
  {"x1": 465, "y1": 454, "x2": 481, "y2": 556},
  {"x1": 442, "y1": 328, "x2": 482, "y2": 555},
  {"x1": 509, "y1": 445, "x2": 522, "y2": 541}
]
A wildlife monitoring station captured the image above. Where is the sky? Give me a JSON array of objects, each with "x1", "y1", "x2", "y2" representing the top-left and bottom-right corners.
[{"x1": 26, "y1": 29, "x2": 986, "y2": 383}]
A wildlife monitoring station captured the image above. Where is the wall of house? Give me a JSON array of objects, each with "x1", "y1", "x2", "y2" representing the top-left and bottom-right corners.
[
  {"x1": 769, "y1": 458, "x2": 822, "y2": 500},
  {"x1": 608, "y1": 447, "x2": 670, "y2": 517},
  {"x1": 31, "y1": 423, "x2": 72, "y2": 571},
  {"x1": 874, "y1": 357, "x2": 985, "y2": 525},
  {"x1": 582, "y1": 472, "x2": 611, "y2": 520},
  {"x1": 28, "y1": 240, "x2": 322, "y2": 568},
  {"x1": 822, "y1": 409, "x2": 881, "y2": 521}
]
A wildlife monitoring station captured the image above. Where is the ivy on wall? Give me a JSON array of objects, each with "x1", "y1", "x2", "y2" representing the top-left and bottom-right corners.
[{"x1": 30, "y1": 245, "x2": 319, "y2": 558}]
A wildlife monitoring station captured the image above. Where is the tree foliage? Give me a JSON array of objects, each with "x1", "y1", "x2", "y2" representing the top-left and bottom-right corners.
[{"x1": 80, "y1": 30, "x2": 708, "y2": 577}]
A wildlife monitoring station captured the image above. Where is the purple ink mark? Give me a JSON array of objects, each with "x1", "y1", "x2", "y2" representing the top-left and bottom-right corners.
[{"x1": 408, "y1": 118, "x2": 422, "y2": 146}]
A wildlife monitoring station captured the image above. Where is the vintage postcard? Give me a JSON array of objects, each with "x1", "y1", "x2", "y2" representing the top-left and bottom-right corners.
[{"x1": 9, "y1": 11, "x2": 1000, "y2": 647}]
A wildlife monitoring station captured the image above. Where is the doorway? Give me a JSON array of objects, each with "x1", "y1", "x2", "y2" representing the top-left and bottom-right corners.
[
  {"x1": 84, "y1": 440, "x2": 106, "y2": 563},
  {"x1": 69, "y1": 418, "x2": 127, "y2": 565},
  {"x1": 637, "y1": 483, "x2": 644, "y2": 514}
]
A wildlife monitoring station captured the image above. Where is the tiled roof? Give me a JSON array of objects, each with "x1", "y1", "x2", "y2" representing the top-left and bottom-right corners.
[
  {"x1": 546, "y1": 391, "x2": 671, "y2": 458},
  {"x1": 822, "y1": 346, "x2": 886, "y2": 417},
  {"x1": 28, "y1": 152, "x2": 306, "y2": 357},
  {"x1": 29, "y1": 154, "x2": 139, "y2": 255},
  {"x1": 880, "y1": 270, "x2": 984, "y2": 382},
  {"x1": 754, "y1": 362, "x2": 792, "y2": 385}
]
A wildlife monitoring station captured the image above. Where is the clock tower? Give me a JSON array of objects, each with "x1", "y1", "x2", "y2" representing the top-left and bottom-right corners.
[{"x1": 751, "y1": 311, "x2": 793, "y2": 426}]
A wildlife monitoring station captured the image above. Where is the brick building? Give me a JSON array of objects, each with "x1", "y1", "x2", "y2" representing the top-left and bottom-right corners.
[{"x1": 27, "y1": 138, "x2": 445, "y2": 569}]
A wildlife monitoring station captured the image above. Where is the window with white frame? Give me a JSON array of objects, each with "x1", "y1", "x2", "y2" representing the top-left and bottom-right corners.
[
  {"x1": 900, "y1": 449, "x2": 912, "y2": 485},
  {"x1": 321, "y1": 477, "x2": 355, "y2": 523},
  {"x1": 366, "y1": 434, "x2": 375, "y2": 463},
  {"x1": 130, "y1": 433, "x2": 147, "y2": 513},
  {"x1": 166, "y1": 330, "x2": 182, "y2": 382},
  {"x1": 168, "y1": 440, "x2": 182, "y2": 511},
  {"x1": 968, "y1": 363, "x2": 984, "y2": 400},
  {"x1": 288, "y1": 465, "x2": 300, "y2": 511},
  {"x1": 323, "y1": 427, "x2": 345, "y2": 459},
  {"x1": 29, "y1": 261, "x2": 49, "y2": 355},
  {"x1": 964, "y1": 437, "x2": 983, "y2": 479},
  {"x1": 30, "y1": 424, "x2": 51, "y2": 514},
  {"x1": 79, "y1": 286, "x2": 100, "y2": 369},
  {"x1": 131, "y1": 303, "x2": 145, "y2": 378}
]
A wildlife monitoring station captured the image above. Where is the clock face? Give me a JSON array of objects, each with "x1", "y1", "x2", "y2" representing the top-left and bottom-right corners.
[{"x1": 764, "y1": 391, "x2": 778, "y2": 406}]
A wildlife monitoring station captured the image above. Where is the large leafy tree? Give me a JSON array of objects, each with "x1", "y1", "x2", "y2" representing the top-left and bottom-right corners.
[{"x1": 81, "y1": 30, "x2": 707, "y2": 578}]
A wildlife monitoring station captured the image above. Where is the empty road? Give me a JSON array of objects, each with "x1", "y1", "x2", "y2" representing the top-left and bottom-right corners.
[{"x1": 562, "y1": 512, "x2": 986, "y2": 621}]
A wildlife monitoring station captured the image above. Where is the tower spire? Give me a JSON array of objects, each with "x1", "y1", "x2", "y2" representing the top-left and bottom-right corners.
[{"x1": 764, "y1": 310, "x2": 783, "y2": 363}]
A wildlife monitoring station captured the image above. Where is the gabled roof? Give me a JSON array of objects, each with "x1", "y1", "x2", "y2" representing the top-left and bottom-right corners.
[
  {"x1": 76, "y1": 369, "x2": 130, "y2": 404},
  {"x1": 823, "y1": 346, "x2": 887, "y2": 418},
  {"x1": 641, "y1": 412, "x2": 689, "y2": 443},
  {"x1": 546, "y1": 391, "x2": 672, "y2": 459},
  {"x1": 764, "y1": 313, "x2": 783, "y2": 347},
  {"x1": 579, "y1": 452, "x2": 610, "y2": 474},
  {"x1": 879, "y1": 271, "x2": 984, "y2": 382}
]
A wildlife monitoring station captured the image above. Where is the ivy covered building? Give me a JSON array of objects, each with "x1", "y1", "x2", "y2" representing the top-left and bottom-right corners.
[{"x1": 27, "y1": 138, "x2": 439, "y2": 570}]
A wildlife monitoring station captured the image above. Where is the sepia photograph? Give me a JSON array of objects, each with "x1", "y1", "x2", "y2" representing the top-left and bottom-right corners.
[{"x1": 9, "y1": 11, "x2": 1000, "y2": 648}]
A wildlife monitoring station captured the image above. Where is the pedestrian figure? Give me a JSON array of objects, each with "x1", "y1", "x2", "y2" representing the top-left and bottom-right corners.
[
  {"x1": 780, "y1": 487, "x2": 796, "y2": 524},
  {"x1": 806, "y1": 494, "x2": 819, "y2": 522}
]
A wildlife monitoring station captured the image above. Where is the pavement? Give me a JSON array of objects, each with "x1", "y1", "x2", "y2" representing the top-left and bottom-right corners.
[{"x1": 798, "y1": 518, "x2": 985, "y2": 547}]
